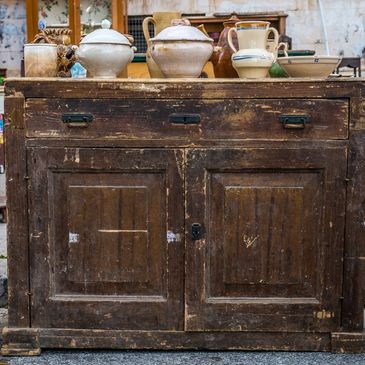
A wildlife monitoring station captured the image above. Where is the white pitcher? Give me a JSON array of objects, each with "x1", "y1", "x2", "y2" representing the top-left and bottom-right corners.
[{"x1": 227, "y1": 21, "x2": 279, "y2": 78}]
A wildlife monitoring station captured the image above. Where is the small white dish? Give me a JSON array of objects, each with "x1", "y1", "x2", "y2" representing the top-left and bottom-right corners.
[{"x1": 277, "y1": 55, "x2": 342, "y2": 77}]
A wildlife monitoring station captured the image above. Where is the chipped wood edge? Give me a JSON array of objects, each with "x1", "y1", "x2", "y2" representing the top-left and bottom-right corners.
[
  {"x1": 331, "y1": 332, "x2": 365, "y2": 353},
  {"x1": 1, "y1": 327, "x2": 41, "y2": 356}
]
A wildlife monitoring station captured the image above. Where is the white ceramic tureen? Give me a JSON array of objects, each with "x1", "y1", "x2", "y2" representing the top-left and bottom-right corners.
[
  {"x1": 76, "y1": 19, "x2": 135, "y2": 78},
  {"x1": 149, "y1": 19, "x2": 214, "y2": 78}
]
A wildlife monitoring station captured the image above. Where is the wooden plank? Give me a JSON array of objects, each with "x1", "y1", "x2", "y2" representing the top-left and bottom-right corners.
[
  {"x1": 25, "y1": 0, "x2": 38, "y2": 43},
  {"x1": 332, "y1": 332, "x2": 365, "y2": 353},
  {"x1": 4, "y1": 78, "x2": 362, "y2": 100},
  {"x1": 39, "y1": 328, "x2": 331, "y2": 351},
  {"x1": 112, "y1": 0, "x2": 128, "y2": 34},
  {"x1": 24, "y1": 98, "x2": 349, "y2": 141},
  {"x1": 4, "y1": 96, "x2": 30, "y2": 327},
  {"x1": 1, "y1": 328, "x2": 40, "y2": 356},
  {"x1": 25, "y1": 138, "x2": 348, "y2": 150},
  {"x1": 69, "y1": 0, "x2": 81, "y2": 45},
  {"x1": 342, "y1": 130, "x2": 365, "y2": 330}
]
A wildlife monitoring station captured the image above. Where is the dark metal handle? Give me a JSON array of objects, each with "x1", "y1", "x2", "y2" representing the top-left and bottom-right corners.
[
  {"x1": 192, "y1": 223, "x2": 203, "y2": 241},
  {"x1": 169, "y1": 113, "x2": 200, "y2": 125},
  {"x1": 62, "y1": 113, "x2": 93, "y2": 128},
  {"x1": 279, "y1": 114, "x2": 310, "y2": 129}
]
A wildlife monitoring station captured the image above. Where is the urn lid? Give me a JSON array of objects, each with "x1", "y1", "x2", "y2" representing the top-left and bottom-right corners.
[
  {"x1": 80, "y1": 19, "x2": 131, "y2": 45},
  {"x1": 150, "y1": 19, "x2": 213, "y2": 42}
]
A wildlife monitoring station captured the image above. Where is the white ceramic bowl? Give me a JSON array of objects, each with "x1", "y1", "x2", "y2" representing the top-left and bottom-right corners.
[
  {"x1": 277, "y1": 55, "x2": 342, "y2": 77},
  {"x1": 149, "y1": 22, "x2": 214, "y2": 78},
  {"x1": 151, "y1": 41, "x2": 213, "y2": 78},
  {"x1": 77, "y1": 43, "x2": 134, "y2": 78},
  {"x1": 76, "y1": 19, "x2": 135, "y2": 78}
]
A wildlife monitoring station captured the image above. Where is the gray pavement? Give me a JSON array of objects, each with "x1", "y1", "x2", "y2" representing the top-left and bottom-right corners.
[{"x1": 2, "y1": 351, "x2": 365, "y2": 365}]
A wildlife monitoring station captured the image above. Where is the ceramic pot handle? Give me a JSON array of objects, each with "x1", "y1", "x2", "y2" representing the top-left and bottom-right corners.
[
  {"x1": 142, "y1": 16, "x2": 156, "y2": 41},
  {"x1": 128, "y1": 46, "x2": 137, "y2": 63},
  {"x1": 267, "y1": 27, "x2": 279, "y2": 51},
  {"x1": 277, "y1": 42, "x2": 288, "y2": 57},
  {"x1": 227, "y1": 27, "x2": 238, "y2": 53}
]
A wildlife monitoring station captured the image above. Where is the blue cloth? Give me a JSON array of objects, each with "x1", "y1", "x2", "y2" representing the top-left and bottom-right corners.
[{"x1": 71, "y1": 62, "x2": 87, "y2": 78}]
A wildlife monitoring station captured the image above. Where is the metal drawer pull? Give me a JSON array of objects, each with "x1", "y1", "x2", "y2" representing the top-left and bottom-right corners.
[
  {"x1": 192, "y1": 223, "x2": 203, "y2": 241},
  {"x1": 62, "y1": 113, "x2": 93, "y2": 127},
  {"x1": 169, "y1": 113, "x2": 200, "y2": 124},
  {"x1": 279, "y1": 114, "x2": 310, "y2": 129}
]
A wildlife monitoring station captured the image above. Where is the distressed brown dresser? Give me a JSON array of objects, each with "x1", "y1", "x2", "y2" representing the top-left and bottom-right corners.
[{"x1": 2, "y1": 78, "x2": 365, "y2": 354}]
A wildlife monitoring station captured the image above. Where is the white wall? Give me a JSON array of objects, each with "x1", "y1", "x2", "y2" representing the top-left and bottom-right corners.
[
  {"x1": 0, "y1": 0, "x2": 364, "y2": 76},
  {"x1": 129, "y1": 0, "x2": 365, "y2": 58},
  {"x1": 0, "y1": 0, "x2": 26, "y2": 76}
]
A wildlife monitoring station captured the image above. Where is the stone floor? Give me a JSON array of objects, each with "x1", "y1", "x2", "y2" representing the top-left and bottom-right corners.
[{"x1": 1, "y1": 350, "x2": 365, "y2": 365}]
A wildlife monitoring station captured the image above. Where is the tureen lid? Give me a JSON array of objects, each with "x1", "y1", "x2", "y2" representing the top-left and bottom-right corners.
[
  {"x1": 150, "y1": 19, "x2": 213, "y2": 42},
  {"x1": 80, "y1": 19, "x2": 131, "y2": 45}
]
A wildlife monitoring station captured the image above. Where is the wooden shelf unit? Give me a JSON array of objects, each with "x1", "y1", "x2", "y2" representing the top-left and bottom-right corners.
[{"x1": 26, "y1": 0, "x2": 128, "y2": 44}]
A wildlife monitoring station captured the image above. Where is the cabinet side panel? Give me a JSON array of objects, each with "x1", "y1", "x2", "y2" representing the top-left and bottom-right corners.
[
  {"x1": 5, "y1": 96, "x2": 30, "y2": 327},
  {"x1": 343, "y1": 130, "x2": 365, "y2": 330}
]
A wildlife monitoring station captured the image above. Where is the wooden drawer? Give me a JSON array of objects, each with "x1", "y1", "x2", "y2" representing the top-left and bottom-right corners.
[{"x1": 25, "y1": 98, "x2": 348, "y2": 140}]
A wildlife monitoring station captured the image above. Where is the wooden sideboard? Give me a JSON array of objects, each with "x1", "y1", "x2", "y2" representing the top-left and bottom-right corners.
[{"x1": 2, "y1": 79, "x2": 365, "y2": 355}]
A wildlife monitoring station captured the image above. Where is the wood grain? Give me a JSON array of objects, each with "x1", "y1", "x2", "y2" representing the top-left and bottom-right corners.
[
  {"x1": 4, "y1": 96, "x2": 30, "y2": 328},
  {"x1": 25, "y1": 98, "x2": 348, "y2": 140},
  {"x1": 3, "y1": 79, "x2": 365, "y2": 353}
]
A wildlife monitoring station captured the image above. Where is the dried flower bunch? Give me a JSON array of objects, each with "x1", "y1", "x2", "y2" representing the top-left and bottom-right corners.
[{"x1": 32, "y1": 28, "x2": 72, "y2": 46}]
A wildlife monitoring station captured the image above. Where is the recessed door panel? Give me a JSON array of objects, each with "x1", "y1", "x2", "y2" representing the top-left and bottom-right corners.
[
  {"x1": 185, "y1": 147, "x2": 347, "y2": 332},
  {"x1": 29, "y1": 148, "x2": 184, "y2": 330}
]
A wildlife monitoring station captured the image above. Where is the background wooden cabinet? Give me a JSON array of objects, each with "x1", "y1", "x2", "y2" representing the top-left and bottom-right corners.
[{"x1": 26, "y1": 0, "x2": 128, "y2": 44}]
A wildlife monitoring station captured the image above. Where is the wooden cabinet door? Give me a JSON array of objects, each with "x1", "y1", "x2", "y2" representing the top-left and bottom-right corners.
[
  {"x1": 185, "y1": 146, "x2": 347, "y2": 332},
  {"x1": 28, "y1": 148, "x2": 184, "y2": 330}
]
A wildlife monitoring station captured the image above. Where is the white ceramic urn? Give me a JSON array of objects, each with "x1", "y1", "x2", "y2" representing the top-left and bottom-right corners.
[
  {"x1": 76, "y1": 19, "x2": 135, "y2": 78},
  {"x1": 150, "y1": 19, "x2": 214, "y2": 78}
]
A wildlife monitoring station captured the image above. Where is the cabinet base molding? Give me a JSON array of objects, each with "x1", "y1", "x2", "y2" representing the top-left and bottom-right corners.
[
  {"x1": 1, "y1": 327, "x2": 335, "y2": 353},
  {"x1": 1, "y1": 328, "x2": 41, "y2": 356},
  {"x1": 331, "y1": 332, "x2": 365, "y2": 353}
]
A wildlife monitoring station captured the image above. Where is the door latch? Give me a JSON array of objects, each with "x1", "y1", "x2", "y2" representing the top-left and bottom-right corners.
[{"x1": 191, "y1": 223, "x2": 203, "y2": 240}]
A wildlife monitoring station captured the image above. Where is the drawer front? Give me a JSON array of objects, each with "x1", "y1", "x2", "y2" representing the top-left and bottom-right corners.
[{"x1": 25, "y1": 98, "x2": 348, "y2": 140}]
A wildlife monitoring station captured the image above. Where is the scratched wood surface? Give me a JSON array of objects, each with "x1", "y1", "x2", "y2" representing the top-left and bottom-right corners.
[
  {"x1": 185, "y1": 146, "x2": 347, "y2": 332},
  {"x1": 28, "y1": 147, "x2": 184, "y2": 330},
  {"x1": 25, "y1": 98, "x2": 348, "y2": 140},
  {"x1": 2, "y1": 79, "x2": 365, "y2": 354}
]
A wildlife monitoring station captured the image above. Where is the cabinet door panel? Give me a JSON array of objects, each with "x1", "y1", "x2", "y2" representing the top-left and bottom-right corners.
[
  {"x1": 29, "y1": 148, "x2": 184, "y2": 330},
  {"x1": 185, "y1": 147, "x2": 346, "y2": 332}
]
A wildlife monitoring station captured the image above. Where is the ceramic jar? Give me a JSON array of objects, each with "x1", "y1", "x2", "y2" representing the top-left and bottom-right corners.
[
  {"x1": 24, "y1": 43, "x2": 58, "y2": 77},
  {"x1": 143, "y1": 12, "x2": 182, "y2": 78},
  {"x1": 150, "y1": 19, "x2": 214, "y2": 78},
  {"x1": 228, "y1": 21, "x2": 279, "y2": 78},
  {"x1": 210, "y1": 15, "x2": 240, "y2": 78},
  {"x1": 76, "y1": 19, "x2": 135, "y2": 78}
]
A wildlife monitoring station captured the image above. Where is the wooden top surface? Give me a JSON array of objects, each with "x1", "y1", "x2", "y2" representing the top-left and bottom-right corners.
[
  {"x1": 4, "y1": 77, "x2": 365, "y2": 99},
  {"x1": 5, "y1": 77, "x2": 365, "y2": 83}
]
